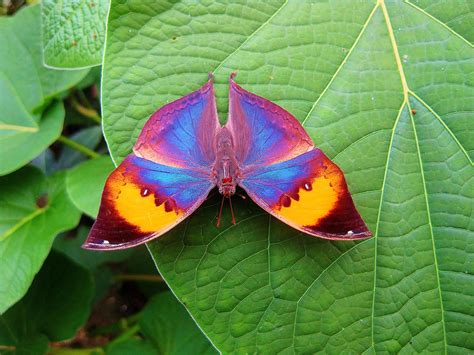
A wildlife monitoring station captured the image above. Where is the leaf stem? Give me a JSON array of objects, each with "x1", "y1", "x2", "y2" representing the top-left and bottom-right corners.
[
  {"x1": 70, "y1": 96, "x2": 101, "y2": 124},
  {"x1": 0, "y1": 345, "x2": 16, "y2": 351},
  {"x1": 109, "y1": 324, "x2": 141, "y2": 345},
  {"x1": 58, "y1": 135, "x2": 100, "y2": 159}
]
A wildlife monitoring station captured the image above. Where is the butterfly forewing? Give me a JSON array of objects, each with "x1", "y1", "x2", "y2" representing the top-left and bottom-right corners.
[
  {"x1": 134, "y1": 79, "x2": 219, "y2": 169},
  {"x1": 226, "y1": 77, "x2": 314, "y2": 166}
]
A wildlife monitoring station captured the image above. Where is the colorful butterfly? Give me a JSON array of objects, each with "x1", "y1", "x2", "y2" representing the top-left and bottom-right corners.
[{"x1": 83, "y1": 74, "x2": 371, "y2": 250}]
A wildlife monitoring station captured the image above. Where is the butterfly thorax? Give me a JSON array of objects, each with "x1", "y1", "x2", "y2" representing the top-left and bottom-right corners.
[{"x1": 214, "y1": 127, "x2": 239, "y2": 197}]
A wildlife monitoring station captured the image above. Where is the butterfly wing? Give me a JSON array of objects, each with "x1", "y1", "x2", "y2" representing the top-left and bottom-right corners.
[
  {"x1": 239, "y1": 149, "x2": 371, "y2": 240},
  {"x1": 82, "y1": 155, "x2": 214, "y2": 250},
  {"x1": 134, "y1": 78, "x2": 219, "y2": 169},
  {"x1": 226, "y1": 75, "x2": 313, "y2": 167}
]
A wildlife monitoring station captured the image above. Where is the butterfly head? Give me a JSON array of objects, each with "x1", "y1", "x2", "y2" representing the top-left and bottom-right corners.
[{"x1": 218, "y1": 176, "x2": 236, "y2": 197}]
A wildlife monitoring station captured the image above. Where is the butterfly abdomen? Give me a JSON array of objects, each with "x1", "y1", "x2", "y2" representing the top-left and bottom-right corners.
[{"x1": 215, "y1": 127, "x2": 239, "y2": 197}]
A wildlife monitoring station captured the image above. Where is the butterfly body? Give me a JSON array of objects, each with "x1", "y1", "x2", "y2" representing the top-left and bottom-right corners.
[
  {"x1": 214, "y1": 127, "x2": 239, "y2": 197},
  {"x1": 83, "y1": 75, "x2": 371, "y2": 250}
]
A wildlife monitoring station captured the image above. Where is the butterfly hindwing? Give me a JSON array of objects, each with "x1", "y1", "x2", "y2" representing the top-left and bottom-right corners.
[
  {"x1": 134, "y1": 79, "x2": 219, "y2": 169},
  {"x1": 226, "y1": 76, "x2": 313, "y2": 167},
  {"x1": 239, "y1": 149, "x2": 371, "y2": 240},
  {"x1": 83, "y1": 155, "x2": 213, "y2": 250}
]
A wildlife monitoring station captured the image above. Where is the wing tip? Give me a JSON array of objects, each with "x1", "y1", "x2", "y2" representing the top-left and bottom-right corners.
[{"x1": 303, "y1": 224, "x2": 373, "y2": 241}]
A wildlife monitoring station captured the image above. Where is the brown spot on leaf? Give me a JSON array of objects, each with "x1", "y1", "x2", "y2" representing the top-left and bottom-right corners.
[{"x1": 36, "y1": 193, "x2": 48, "y2": 208}]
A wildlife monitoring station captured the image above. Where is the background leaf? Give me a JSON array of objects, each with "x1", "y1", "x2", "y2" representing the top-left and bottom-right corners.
[
  {"x1": 138, "y1": 291, "x2": 217, "y2": 355},
  {"x1": 101, "y1": 0, "x2": 473, "y2": 352},
  {"x1": 0, "y1": 251, "x2": 93, "y2": 352},
  {"x1": 0, "y1": 5, "x2": 88, "y2": 113},
  {"x1": 0, "y1": 167, "x2": 81, "y2": 314},
  {"x1": 0, "y1": 4, "x2": 89, "y2": 175},
  {"x1": 0, "y1": 101, "x2": 64, "y2": 176},
  {"x1": 67, "y1": 155, "x2": 115, "y2": 218},
  {"x1": 42, "y1": 0, "x2": 109, "y2": 69}
]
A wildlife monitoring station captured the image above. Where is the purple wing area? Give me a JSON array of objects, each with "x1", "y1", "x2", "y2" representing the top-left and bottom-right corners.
[
  {"x1": 226, "y1": 76, "x2": 314, "y2": 168},
  {"x1": 134, "y1": 79, "x2": 219, "y2": 169},
  {"x1": 239, "y1": 149, "x2": 371, "y2": 240},
  {"x1": 82, "y1": 155, "x2": 214, "y2": 250}
]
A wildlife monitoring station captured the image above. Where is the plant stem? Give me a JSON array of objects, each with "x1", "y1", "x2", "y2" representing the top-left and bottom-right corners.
[
  {"x1": 0, "y1": 345, "x2": 16, "y2": 351},
  {"x1": 71, "y1": 96, "x2": 101, "y2": 124},
  {"x1": 58, "y1": 135, "x2": 100, "y2": 159},
  {"x1": 115, "y1": 273, "x2": 164, "y2": 282},
  {"x1": 108, "y1": 324, "x2": 141, "y2": 346},
  {"x1": 91, "y1": 313, "x2": 141, "y2": 336}
]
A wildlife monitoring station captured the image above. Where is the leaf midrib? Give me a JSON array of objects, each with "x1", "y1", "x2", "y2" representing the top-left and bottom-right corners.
[{"x1": 0, "y1": 207, "x2": 47, "y2": 242}]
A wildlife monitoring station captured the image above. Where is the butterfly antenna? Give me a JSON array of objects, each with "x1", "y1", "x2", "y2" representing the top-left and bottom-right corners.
[
  {"x1": 216, "y1": 195, "x2": 225, "y2": 228},
  {"x1": 228, "y1": 196, "x2": 236, "y2": 225}
]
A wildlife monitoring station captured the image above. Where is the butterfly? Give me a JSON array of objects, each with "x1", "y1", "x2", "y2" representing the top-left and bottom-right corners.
[{"x1": 83, "y1": 73, "x2": 371, "y2": 250}]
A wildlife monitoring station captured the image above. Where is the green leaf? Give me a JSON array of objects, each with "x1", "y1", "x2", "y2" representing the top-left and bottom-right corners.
[
  {"x1": 106, "y1": 339, "x2": 156, "y2": 355},
  {"x1": 0, "y1": 4, "x2": 90, "y2": 175},
  {"x1": 54, "y1": 226, "x2": 133, "y2": 303},
  {"x1": 0, "y1": 73, "x2": 37, "y2": 132},
  {"x1": 139, "y1": 292, "x2": 217, "y2": 355},
  {"x1": 0, "y1": 5, "x2": 88, "y2": 114},
  {"x1": 103, "y1": 0, "x2": 473, "y2": 352},
  {"x1": 405, "y1": 0, "x2": 474, "y2": 44},
  {"x1": 67, "y1": 155, "x2": 115, "y2": 217},
  {"x1": 0, "y1": 251, "x2": 93, "y2": 350},
  {"x1": 0, "y1": 167, "x2": 81, "y2": 314},
  {"x1": 0, "y1": 101, "x2": 64, "y2": 176},
  {"x1": 42, "y1": 0, "x2": 109, "y2": 69}
]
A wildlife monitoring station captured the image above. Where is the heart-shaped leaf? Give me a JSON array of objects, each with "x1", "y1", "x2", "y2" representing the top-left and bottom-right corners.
[
  {"x1": 41, "y1": 0, "x2": 109, "y2": 69},
  {"x1": 102, "y1": 0, "x2": 473, "y2": 352},
  {"x1": 0, "y1": 166, "x2": 81, "y2": 314},
  {"x1": 0, "y1": 102, "x2": 65, "y2": 176},
  {"x1": 0, "y1": 251, "x2": 93, "y2": 351}
]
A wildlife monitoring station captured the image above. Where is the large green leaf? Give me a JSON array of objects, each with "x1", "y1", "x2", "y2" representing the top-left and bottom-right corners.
[
  {"x1": 102, "y1": 0, "x2": 473, "y2": 352},
  {"x1": 0, "y1": 4, "x2": 89, "y2": 175},
  {"x1": 0, "y1": 167, "x2": 81, "y2": 314},
  {"x1": 0, "y1": 251, "x2": 93, "y2": 352},
  {"x1": 0, "y1": 101, "x2": 65, "y2": 176},
  {"x1": 0, "y1": 5, "x2": 88, "y2": 113},
  {"x1": 66, "y1": 155, "x2": 115, "y2": 218},
  {"x1": 41, "y1": 0, "x2": 109, "y2": 69},
  {"x1": 138, "y1": 291, "x2": 217, "y2": 354}
]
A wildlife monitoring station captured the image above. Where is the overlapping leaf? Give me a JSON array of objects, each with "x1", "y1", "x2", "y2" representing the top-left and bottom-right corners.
[
  {"x1": 0, "y1": 5, "x2": 89, "y2": 175},
  {"x1": 0, "y1": 167, "x2": 81, "y2": 314},
  {"x1": 137, "y1": 291, "x2": 217, "y2": 354},
  {"x1": 67, "y1": 155, "x2": 115, "y2": 217},
  {"x1": 0, "y1": 251, "x2": 93, "y2": 352},
  {"x1": 102, "y1": 0, "x2": 473, "y2": 352},
  {"x1": 42, "y1": 0, "x2": 109, "y2": 68}
]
